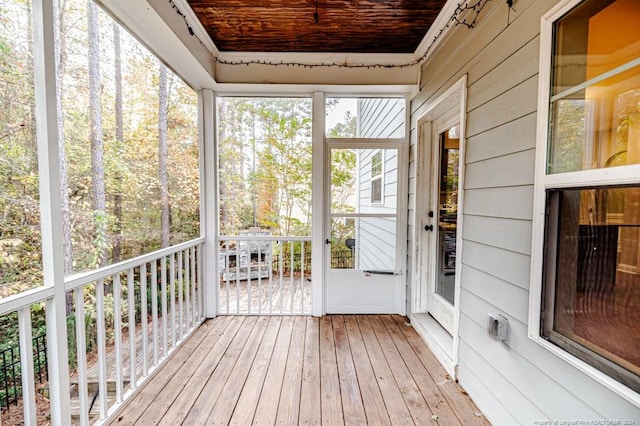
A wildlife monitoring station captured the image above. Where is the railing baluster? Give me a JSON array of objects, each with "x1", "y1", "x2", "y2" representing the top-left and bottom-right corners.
[
  {"x1": 198, "y1": 243, "x2": 204, "y2": 318},
  {"x1": 225, "y1": 244, "x2": 230, "y2": 314},
  {"x1": 178, "y1": 251, "x2": 183, "y2": 340},
  {"x1": 18, "y1": 307, "x2": 36, "y2": 425},
  {"x1": 151, "y1": 259, "x2": 159, "y2": 366},
  {"x1": 170, "y1": 253, "x2": 176, "y2": 348},
  {"x1": 140, "y1": 262, "x2": 149, "y2": 377},
  {"x1": 279, "y1": 241, "x2": 284, "y2": 315},
  {"x1": 161, "y1": 256, "x2": 168, "y2": 357},
  {"x1": 191, "y1": 246, "x2": 196, "y2": 323},
  {"x1": 300, "y1": 241, "x2": 305, "y2": 314},
  {"x1": 257, "y1": 243, "x2": 262, "y2": 314},
  {"x1": 113, "y1": 274, "x2": 124, "y2": 403},
  {"x1": 74, "y1": 288, "x2": 90, "y2": 426},
  {"x1": 127, "y1": 268, "x2": 137, "y2": 390},
  {"x1": 247, "y1": 240, "x2": 252, "y2": 315},
  {"x1": 184, "y1": 249, "x2": 190, "y2": 330},
  {"x1": 96, "y1": 279, "x2": 108, "y2": 419},
  {"x1": 236, "y1": 240, "x2": 240, "y2": 314},
  {"x1": 290, "y1": 241, "x2": 294, "y2": 313}
]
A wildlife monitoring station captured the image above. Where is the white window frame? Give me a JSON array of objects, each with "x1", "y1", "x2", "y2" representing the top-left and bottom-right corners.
[
  {"x1": 528, "y1": 0, "x2": 640, "y2": 406},
  {"x1": 370, "y1": 149, "x2": 384, "y2": 204}
]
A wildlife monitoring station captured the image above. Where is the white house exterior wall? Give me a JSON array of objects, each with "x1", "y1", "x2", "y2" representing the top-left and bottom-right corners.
[{"x1": 409, "y1": 0, "x2": 640, "y2": 423}]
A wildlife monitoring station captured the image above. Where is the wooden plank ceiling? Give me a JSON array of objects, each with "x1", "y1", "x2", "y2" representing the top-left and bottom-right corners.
[{"x1": 186, "y1": 0, "x2": 448, "y2": 53}]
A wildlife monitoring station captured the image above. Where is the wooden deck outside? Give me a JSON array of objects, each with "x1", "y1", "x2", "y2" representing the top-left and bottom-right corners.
[{"x1": 114, "y1": 315, "x2": 488, "y2": 425}]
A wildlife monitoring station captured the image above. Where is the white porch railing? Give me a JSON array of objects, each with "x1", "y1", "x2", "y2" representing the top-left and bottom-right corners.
[
  {"x1": 218, "y1": 236, "x2": 312, "y2": 315},
  {"x1": 0, "y1": 237, "x2": 205, "y2": 425}
]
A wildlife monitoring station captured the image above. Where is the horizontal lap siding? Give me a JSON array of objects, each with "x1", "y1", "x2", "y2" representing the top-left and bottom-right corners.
[
  {"x1": 358, "y1": 99, "x2": 403, "y2": 272},
  {"x1": 408, "y1": 0, "x2": 640, "y2": 422}
]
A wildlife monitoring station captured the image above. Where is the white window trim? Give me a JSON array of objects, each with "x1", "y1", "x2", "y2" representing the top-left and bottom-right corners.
[
  {"x1": 371, "y1": 149, "x2": 384, "y2": 204},
  {"x1": 528, "y1": 0, "x2": 640, "y2": 406}
]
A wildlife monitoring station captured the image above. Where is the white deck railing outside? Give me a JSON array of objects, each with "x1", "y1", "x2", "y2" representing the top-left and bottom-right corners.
[
  {"x1": 0, "y1": 237, "x2": 205, "y2": 425},
  {"x1": 218, "y1": 236, "x2": 312, "y2": 315}
]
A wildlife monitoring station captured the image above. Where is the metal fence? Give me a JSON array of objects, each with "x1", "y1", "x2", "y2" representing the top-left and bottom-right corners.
[{"x1": 0, "y1": 333, "x2": 48, "y2": 410}]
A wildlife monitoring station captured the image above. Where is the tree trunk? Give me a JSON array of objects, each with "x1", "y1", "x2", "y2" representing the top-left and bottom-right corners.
[
  {"x1": 55, "y1": 0, "x2": 74, "y2": 312},
  {"x1": 112, "y1": 22, "x2": 123, "y2": 263},
  {"x1": 158, "y1": 62, "x2": 170, "y2": 248},
  {"x1": 87, "y1": 0, "x2": 107, "y2": 267}
]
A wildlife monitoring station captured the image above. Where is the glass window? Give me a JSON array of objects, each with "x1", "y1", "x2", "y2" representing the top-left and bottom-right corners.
[
  {"x1": 542, "y1": 186, "x2": 640, "y2": 392},
  {"x1": 548, "y1": 0, "x2": 640, "y2": 173},
  {"x1": 540, "y1": 0, "x2": 640, "y2": 392},
  {"x1": 371, "y1": 150, "x2": 383, "y2": 203}
]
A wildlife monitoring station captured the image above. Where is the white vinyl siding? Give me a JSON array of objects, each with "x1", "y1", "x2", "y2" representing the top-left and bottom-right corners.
[{"x1": 408, "y1": 0, "x2": 640, "y2": 423}]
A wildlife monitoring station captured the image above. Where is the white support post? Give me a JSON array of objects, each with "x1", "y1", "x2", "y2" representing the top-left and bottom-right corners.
[
  {"x1": 311, "y1": 92, "x2": 325, "y2": 316},
  {"x1": 32, "y1": 1, "x2": 72, "y2": 423},
  {"x1": 200, "y1": 89, "x2": 218, "y2": 318}
]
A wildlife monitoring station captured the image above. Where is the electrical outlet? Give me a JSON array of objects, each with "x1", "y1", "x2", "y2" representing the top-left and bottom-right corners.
[{"x1": 488, "y1": 314, "x2": 508, "y2": 342}]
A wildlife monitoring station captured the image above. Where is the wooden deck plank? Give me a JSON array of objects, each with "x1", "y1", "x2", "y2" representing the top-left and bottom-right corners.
[
  {"x1": 343, "y1": 315, "x2": 391, "y2": 426},
  {"x1": 369, "y1": 315, "x2": 436, "y2": 424},
  {"x1": 113, "y1": 316, "x2": 232, "y2": 425},
  {"x1": 320, "y1": 316, "x2": 344, "y2": 425},
  {"x1": 356, "y1": 316, "x2": 414, "y2": 425},
  {"x1": 253, "y1": 316, "x2": 295, "y2": 424},
  {"x1": 274, "y1": 315, "x2": 306, "y2": 425},
  {"x1": 379, "y1": 315, "x2": 461, "y2": 424},
  {"x1": 205, "y1": 316, "x2": 272, "y2": 424},
  {"x1": 391, "y1": 315, "x2": 489, "y2": 425},
  {"x1": 154, "y1": 315, "x2": 247, "y2": 424},
  {"x1": 332, "y1": 315, "x2": 367, "y2": 424},
  {"x1": 229, "y1": 316, "x2": 283, "y2": 424},
  {"x1": 114, "y1": 315, "x2": 487, "y2": 425},
  {"x1": 180, "y1": 316, "x2": 259, "y2": 424},
  {"x1": 299, "y1": 316, "x2": 321, "y2": 425}
]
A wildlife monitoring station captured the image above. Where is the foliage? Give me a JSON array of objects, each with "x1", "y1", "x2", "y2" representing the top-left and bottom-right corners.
[{"x1": 0, "y1": 0, "x2": 200, "y2": 299}]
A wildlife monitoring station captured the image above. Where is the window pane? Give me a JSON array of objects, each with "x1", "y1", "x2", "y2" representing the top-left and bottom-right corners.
[
  {"x1": 552, "y1": 0, "x2": 639, "y2": 96},
  {"x1": 543, "y1": 186, "x2": 640, "y2": 391},
  {"x1": 326, "y1": 97, "x2": 405, "y2": 138},
  {"x1": 548, "y1": 66, "x2": 640, "y2": 173},
  {"x1": 217, "y1": 97, "x2": 312, "y2": 237},
  {"x1": 0, "y1": 0, "x2": 42, "y2": 296}
]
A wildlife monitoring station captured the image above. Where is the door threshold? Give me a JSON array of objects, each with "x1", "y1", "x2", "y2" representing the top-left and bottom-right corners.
[{"x1": 409, "y1": 312, "x2": 457, "y2": 378}]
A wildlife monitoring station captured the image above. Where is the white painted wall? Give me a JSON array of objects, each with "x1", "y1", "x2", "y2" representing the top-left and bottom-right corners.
[{"x1": 409, "y1": 0, "x2": 640, "y2": 423}]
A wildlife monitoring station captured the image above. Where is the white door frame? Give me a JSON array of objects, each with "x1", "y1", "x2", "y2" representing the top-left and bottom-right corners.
[{"x1": 410, "y1": 75, "x2": 467, "y2": 377}]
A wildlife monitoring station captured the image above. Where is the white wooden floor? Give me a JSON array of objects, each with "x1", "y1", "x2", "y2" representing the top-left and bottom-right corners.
[
  {"x1": 218, "y1": 277, "x2": 311, "y2": 314},
  {"x1": 114, "y1": 315, "x2": 488, "y2": 425}
]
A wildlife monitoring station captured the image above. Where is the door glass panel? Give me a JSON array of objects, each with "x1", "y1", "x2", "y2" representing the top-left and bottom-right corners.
[{"x1": 436, "y1": 127, "x2": 460, "y2": 305}]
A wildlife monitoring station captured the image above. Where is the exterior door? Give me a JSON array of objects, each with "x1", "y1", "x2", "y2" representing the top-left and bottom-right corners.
[
  {"x1": 325, "y1": 142, "x2": 403, "y2": 313},
  {"x1": 425, "y1": 124, "x2": 461, "y2": 334}
]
